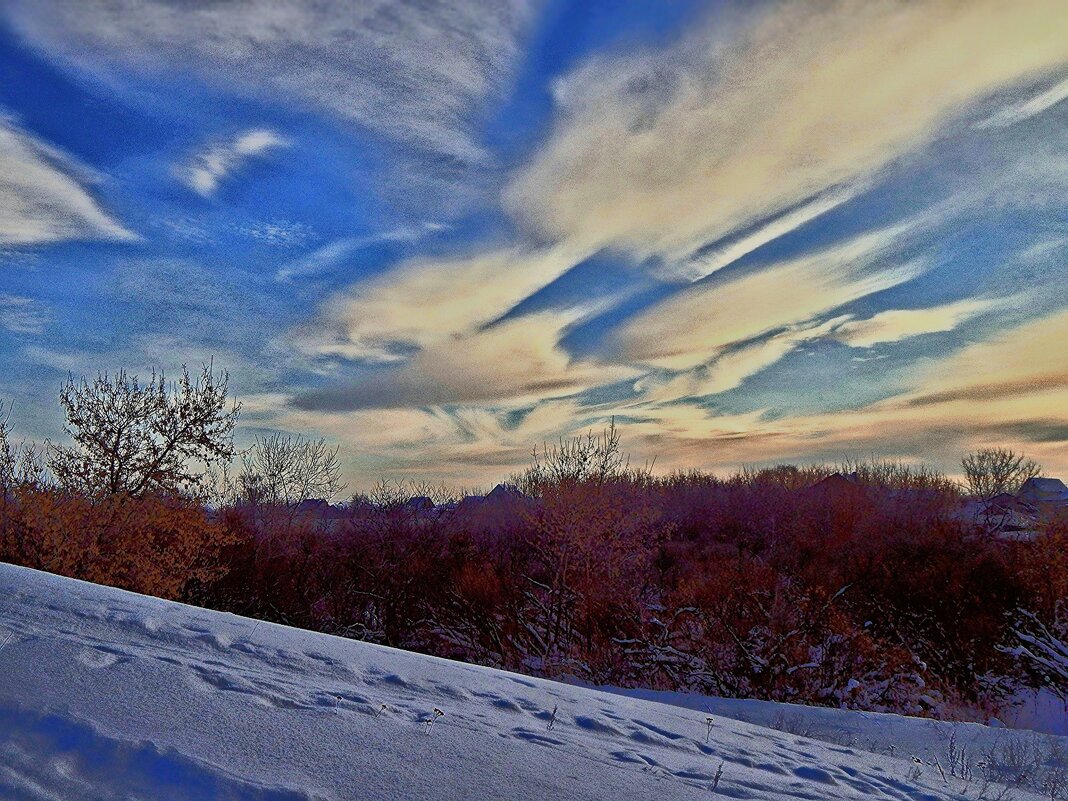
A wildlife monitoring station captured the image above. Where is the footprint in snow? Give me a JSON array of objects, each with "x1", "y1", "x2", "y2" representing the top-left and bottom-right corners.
[
  {"x1": 77, "y1": 645, "x2": 131, "y2": 669},
  {"x1": 791, "y1": 765, "x2": 839, "y2": 785},
  {"x1": 573, "y1": 715, "x2": 623, "y2": 737}
]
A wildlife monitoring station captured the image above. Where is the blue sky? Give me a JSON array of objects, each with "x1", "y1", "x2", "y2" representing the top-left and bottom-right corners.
[{"x1": 2, "y1": 0, "x2": 1068, "y2": 486}]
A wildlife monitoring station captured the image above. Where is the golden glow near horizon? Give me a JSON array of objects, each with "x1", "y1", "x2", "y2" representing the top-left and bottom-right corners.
[{"x1": 2, "y1": 0, "x2": 1067, "y2": 485}]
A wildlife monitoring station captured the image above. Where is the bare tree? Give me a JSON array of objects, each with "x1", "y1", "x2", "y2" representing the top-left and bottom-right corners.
[
  {"x1": 961, "y1": 447, "x2": 1041, "y2": 499},
  {"x1": 516, "y1": 418, "x2": 647, "y2": 494},
  {"x1": 49, "y1": 363, "x2": 239, "y2": 498},
  {"x1": 0, "y1": 402, "x2": 48, "y2": 491},
  {"x1": 0, "y1": 402, "x2": 13, "y2": 490},
  {"x1": 240, "y1": 432, "x2": 346, "y2": 506}
]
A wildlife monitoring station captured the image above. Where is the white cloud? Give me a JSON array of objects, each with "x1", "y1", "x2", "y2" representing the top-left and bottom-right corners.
[
  {"x1": 7, "y1": 0, "x2": 537, "y2": 165},
  {"x1": 507, "y1": 0, "x2": 1068, "y2": 261},
  {"x1": 0, "y1": 116, "x2": 134, "y2": 246},
  {"x1": 0, "y1": 294, "x2": 48, "y2": 335},
  {"x1": 976, "y1": 75, "x2": 1068, "y2": 129},
  {"x1": 615, "y1": 226, "x2": 923, "y2": 371},
  {"x1": 274, "y1": 223, "x2": 445, "y2": 283},
  {"x1": 178, "y1": 128, "x2": 289, "y2": 197},
  {"x1": 831, "y1": 298, "x2": 997, "y2": 348},
  {"x1": 239, "y1": 219, "x2": 315, "y2": 248}
]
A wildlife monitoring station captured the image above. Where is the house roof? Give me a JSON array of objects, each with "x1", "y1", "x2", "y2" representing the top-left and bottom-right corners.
[{"x1": 1017, "y1": 476, "x2": 1068, "y2": 504}]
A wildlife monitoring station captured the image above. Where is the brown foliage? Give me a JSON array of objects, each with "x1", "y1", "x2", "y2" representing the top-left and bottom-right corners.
[
  {"x1": 2, "y1": 434, "x2": 1064, "y2": 719},
  {"x1": 1, "y1": 489, "x2": 237, "y2": 600}
]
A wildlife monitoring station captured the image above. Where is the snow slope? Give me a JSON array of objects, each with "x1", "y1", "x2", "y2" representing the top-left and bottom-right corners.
[
  {"x1": 0, "y1": 562, "x2": 1050, "y2": 800},
  {"x1": 604, "y1": 687, "x2": 1067, "y2": 792}
]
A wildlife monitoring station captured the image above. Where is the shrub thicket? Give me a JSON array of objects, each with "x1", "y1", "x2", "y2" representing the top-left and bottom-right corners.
[{"x1": 1, "y1": 382, "x2": 1065, "y2": 720}]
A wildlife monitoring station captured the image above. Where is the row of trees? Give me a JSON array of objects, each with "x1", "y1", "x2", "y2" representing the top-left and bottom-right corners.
[
  {"x1": 0, "y1": 366, "x2": 1045, "y2": 503},
  {"x1": 1, "y1": 365, "x2": 347, "y2": 506},
  {"x1": 0, "y1": 364, "x2": 1065, "y2": 719}
]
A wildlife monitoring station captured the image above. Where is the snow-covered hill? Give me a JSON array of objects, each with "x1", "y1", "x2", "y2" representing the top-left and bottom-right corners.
[{"x1": 0, "y1": 562, "x2": 1056, "y2": 800}]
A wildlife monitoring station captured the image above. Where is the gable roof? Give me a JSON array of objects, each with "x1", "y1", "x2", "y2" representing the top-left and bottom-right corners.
[{"x1": 1017, "y1": 476, "x2": 1068, "y2": 504}]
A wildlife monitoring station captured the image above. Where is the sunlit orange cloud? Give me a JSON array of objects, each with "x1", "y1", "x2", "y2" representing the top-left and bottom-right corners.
[
  {"x1": 294, "y1": 245, "x2": 587, "y2": 363},
  {"x1": 508, "y1": 0, "x2": 1068, "y2": 263},
  {"x1": 262, "y1": 302, "x2": 1068, "y2": 486},
  {"x1": 614, "y1": 226, "x2": 921, "y2": 371},
  {"x1": 293, "y1": 310, "x2": 640, "y2": 412},
  {"x1": 606, "y1": 308, "x2": 1068, "y2": 478}
]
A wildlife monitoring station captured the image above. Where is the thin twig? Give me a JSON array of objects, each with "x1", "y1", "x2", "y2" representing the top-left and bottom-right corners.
[{"x1": 710, "y1": 762, "x2": 724, "y2": 795}]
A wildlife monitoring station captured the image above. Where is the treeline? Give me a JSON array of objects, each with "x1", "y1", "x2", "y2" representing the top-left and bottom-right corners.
[{"x1": 1, "y1": 366, "x2": 1066, "y2": 720}]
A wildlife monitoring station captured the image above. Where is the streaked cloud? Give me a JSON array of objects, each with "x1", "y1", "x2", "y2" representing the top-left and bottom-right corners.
[
  {"x1": 0, "y1": 116, "x2": 134, "y2": 246},
  {"x1": 634, "y1": 316, "x2": 849, "y2": 404},
  {"x1": 295, "y1": 245, "x2": 588, "y2": 363},
  {"x1": 272, "y1": 397, "x2": 596, "y2": 486},
  {"x1": 615, "y1": 227, "x2": 923, "y2": 370},
  {"x1": 275, "y1": 223, "x2": 445, "y2": 283},
  {"x1": 507, "y1": 1, "x2": 1068, "y2": 260},
  {"x1": 901, "y1": 308, "x2": 1068, "y2": 411},
  {"x1": 661, "y1": 185, "x2": 862, "y2": 283},
  {"x1": 976, "y1": 75, "x2": 1068, "y2": 129},
  {"x1": 6, "y1": 0, "x2": 537, "y2": 165},
  {"x1": 612, "y1": 307, "x2": 1068, "y2": 476},
  {"x1": 178, "y1": 128, "x2": 289, "y2": 197},
  {"x1": 0, "y1": 294, "x2": 48, "y2": 335},
  {"x1": 294, "y1": 310, "x2": 637, "y2": 411},
  {"x1": 831, "y1": 298, "x2": 998, "y2": 348}
]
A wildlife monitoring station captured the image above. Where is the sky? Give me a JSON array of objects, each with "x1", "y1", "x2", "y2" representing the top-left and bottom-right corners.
[{"x1": 1, "y1": 0, "x2": 1067, "y2": 489}]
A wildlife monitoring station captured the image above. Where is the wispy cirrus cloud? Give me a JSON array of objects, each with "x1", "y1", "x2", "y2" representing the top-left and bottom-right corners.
[
  {"x1": 0, "y1": 116, "x2": 134, "y2": 246},
  {"x1": 5, "y1": 0, "x2": 538, "y2": 167},
  {"x1": 615, "y1": 227, "x2": 922, "y2": 371},
  {"x1": 274, "y1": 223, "x2": 445, "y2": 283},
  {"x1": 661, "y1": 185, "x2": 864, "y2": 283},
  {"x1": 178, "y1": 128, "x2": 289, "y2": 198},
  {"x1": 830, "y1": 298, "x2": 999, "y2": 349},
  {"x1": 0, "y1": 294, "x2": 48, "y2": 335},
  {"x1": 976, "y1": 74, "x2": 1068, "y2": 130},
  {"x1": 507, "y1": 0, "x2": 1068, "y2": 261},
  {"x1": 264, "y1": 0, "x2": 1068, "y2": 483}
]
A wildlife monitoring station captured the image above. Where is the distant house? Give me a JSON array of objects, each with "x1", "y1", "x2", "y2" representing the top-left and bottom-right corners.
[
  {"x1": 1017, "y1": 477, "x2": 1068, "y2": 507},
  {"x1": 403, "y1": 496, "x2": 435, "y2": 513},
  {"x1": 808, "y1": 472, "x2": 863, "y2": 498},
  {"x1": 965, "y1": 476, "x2": 1068, "y2": 540},
  {"x1": 974, "y1": 492, "x2": 1040, "y2": 538}
]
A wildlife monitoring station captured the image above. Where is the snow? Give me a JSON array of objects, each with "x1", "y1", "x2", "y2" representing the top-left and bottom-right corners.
[
  {"x1": 1003, "y1": 688, "x2": 1068, "y2": 737},
  {"x1": 603, "y1": 687, "x2": 1067, "y2": 786},
  {"x1": 0, "y1": 562, "x2": 1058, "y2": 800}
]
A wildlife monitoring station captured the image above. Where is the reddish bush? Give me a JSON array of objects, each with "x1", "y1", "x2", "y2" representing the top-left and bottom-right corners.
[
  {"x1": 2, "y1": 448, "x2": 1061, "y2": 720},
  {"x1": 1, "y1": 488, "x2": 236, "y2": 600}
]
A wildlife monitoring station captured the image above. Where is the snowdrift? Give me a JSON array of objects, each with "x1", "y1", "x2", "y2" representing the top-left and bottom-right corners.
[{"x1": 0, "y1": 562, "x2": 1055, "y2": 800}]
